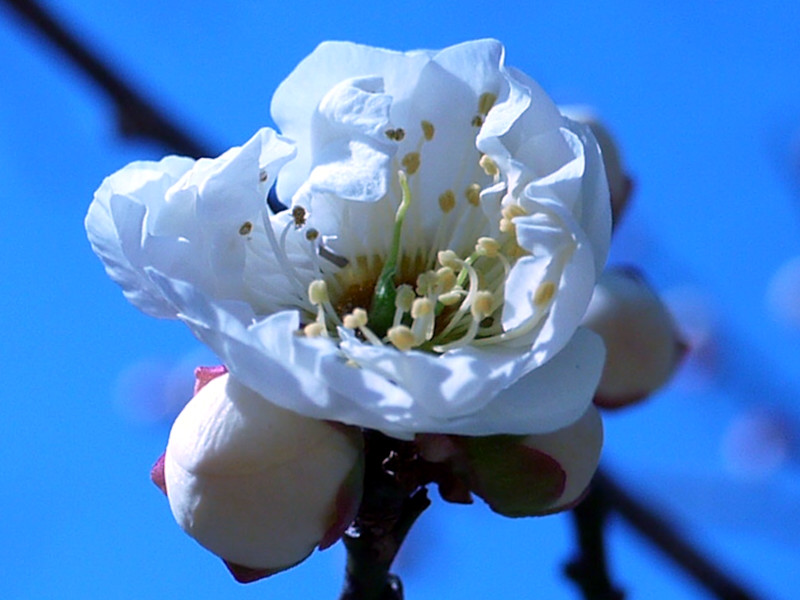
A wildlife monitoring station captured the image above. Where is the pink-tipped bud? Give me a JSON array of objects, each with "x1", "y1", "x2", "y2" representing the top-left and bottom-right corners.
[
  {"x1": 519, "y1": 405, "x2": 604, "y2": 512},
  {"x1": 163, "y1": 373, "x2": 363, "y2": 578},
  {"x1": 583, "y1": 268, "x2": 687, "y2": 408},
  {"x1": 447, "y1": 405, "x2": 603, "y2": 517}
]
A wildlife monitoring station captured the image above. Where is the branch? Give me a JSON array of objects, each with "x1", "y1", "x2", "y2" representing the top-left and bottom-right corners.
[
  {"x1": 572, "y1": 469, "x2": 764, "y2": 600},
  {"x1": 339, "y1": 431, "x2": 431, "y2": 600},
  {"x1": 2, "y1": 0, "x2": 213, "y2": 158}
]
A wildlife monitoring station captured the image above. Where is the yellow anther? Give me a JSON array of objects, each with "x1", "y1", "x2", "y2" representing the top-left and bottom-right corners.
[
  {"x1": 385, "y1": 128, "x2": 405, "y2": 141},
  {"x1": 471, "y1": 115, "x2": 484, "y2": 127},
  {"x1": 305, "y1": 228, "x2": 319, "y2": 241},
  {"x1": 476, "y1": 237, "x2": 501, "y2": 258},
  {"x1": 395, "y1": 284, "x2": 416, "y2": 312},
  {"x1": 479, "y1": 154, "x2": 499, "y2": 177},
  {"x1": 411, "y1": 297, "x2": 434, "y2": 319},
  {"x1": 438, "y1": 290, "x2": 464, "y2": 306},
  {"x1": 304, "y1": 322, "x2": 326, "y2": 337},
  {"x1": 471, "y1": 291, "x2": 494, "y2": 318},
  {"x1": 239, "y1": 221, "x2": 253, "y2": 236},
  {"x1": 502, "y1": 204, "x2": 528, "y2": 219},
  {"x1": 534, "y1": 281, "x2": 557, "y2": 306},
  {"x1": 478, "y1": 92, "x2": 497, "y2": 115},
  {"x1": 435, "y1": 267, "x2": 457, "y2": 292},
  {"x1": 388, "y1": 325, "x2": 416, "y2": 351},
  {"x1": 465, "y1": 183, "x2": 481, "y2": 207},
  {"x1": 438, "y1": 250, "x2": 464, "y2": 271},
  {"x1": 292, "y1": 206, "x2": 307, "y2": 228},
  {"x1": 421, "y1": 120, "x2": 435, "y2": 141},
  {"x1": 402, "y1": 152, "x2": 421, "y2": 175},
  {"x1": 438, "y1": 189, "x2": 456, "y2": 213},
  {"x1": 500, "y1": 204, "x2": 527, "y2": 233},
  {"x1": 343, "y1": 308, "x2": 369, "y2": 329},
  {"x1": 416, "y1": 271, "x2": 435, "y2": 295},
  {"x1": 259, "y1": 169, "x2": 268, "y2": 183},
  {"x1": 308, "y1": 279, "x2": 329, "y2": 305}
]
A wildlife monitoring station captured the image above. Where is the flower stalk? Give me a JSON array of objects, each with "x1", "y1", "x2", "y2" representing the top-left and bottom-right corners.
[{"x1": 339, "y1": 431, "x2": 431, "y2": 600}]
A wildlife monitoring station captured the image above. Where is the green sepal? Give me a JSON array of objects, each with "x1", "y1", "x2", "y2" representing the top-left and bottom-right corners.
[{"x1": 462, "y1": 435, "x2": 566, "y2": 518}]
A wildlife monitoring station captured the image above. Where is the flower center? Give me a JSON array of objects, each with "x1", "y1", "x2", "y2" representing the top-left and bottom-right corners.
[
  {"x1": 300, "y1": 169, "x2": 536, "y2": 354},
  {"x1": 255, "y1": 93, "x2": 561, "y2": 354}
]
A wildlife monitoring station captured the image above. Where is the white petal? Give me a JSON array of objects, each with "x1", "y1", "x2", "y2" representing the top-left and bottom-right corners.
[
  {"x1": 86, "y1": 156, "x2": 195, "y2": 318},
  {"x1": 272, "y1": 41, "x2": 431, "y2": 201},
  {"x1": 441, "y1": 327, "x2": 605, "y2": 435}
]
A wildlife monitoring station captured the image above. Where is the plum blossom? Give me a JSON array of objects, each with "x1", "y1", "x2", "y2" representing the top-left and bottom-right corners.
[{"x1": 86, "y1": 39, "x2": 611, "y2": 439}]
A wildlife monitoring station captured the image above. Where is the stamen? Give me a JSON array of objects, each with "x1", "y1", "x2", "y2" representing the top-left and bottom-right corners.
[
  {"x1": 395, "y1": 284, "x2": 415, "y2": 312},
  {"x1": 471, "y1": 291, "x2": 494, "y2": 319},
  {"x1": 393, "y1": 284, "x2": 415, "y2": 327},
  {"x1": 387, "y1": 325, "x2": 416, "y2": 351},
  {"x1": 471, "y1": 115, "x2": 484, "y2": 127},
  {"x1": 385, "y1": 128, "x2": 405, "y2": 141},
  {"x1": 411, "y1": 297, "x2": 434, "y2": 319},
  {"x1": 478, "y1": 92, "x2": 498, "y2": 115},
  {"x1": 304, "y1": 322, "x2": 326, "y2": 338},
  {"x1": 239, "y1": 221, "x2": 253, "y2": 236},
  {"x1": 479, "y1": 154, "x2": 499, "y2": 177},
  {"x1": 308, "y1": 280, "x2": 329, "y2": 305},
  {"x1": 402, "y1": 152, "x2": 421, "y2": 175},
  {"x1": 476, "y1": 237, "x2": 501, "y2": 258},
  {"x1": 343, "y1": 308, "x2": 383, "y2": 346},
  {"x1": 260, "y1": 211, "x2": 308, "y2": 302},
  {"x1": 435, "y1": 267, "x2": 457, "y2": 293},
  {"x1": 438, "y1": 250, "x2": 464, "y2": 271},
  {"x1": 465, "y1": 183, "x2": 481, "y2": 207},
  {"x1": 534, "y1": 281, "x2": 557, "y2": 306},
  {"x1": 292, "y1": 206, "x2": 307, "y2": 228},
  {"x1": 438, "y1": 190, "x2": 456, "y2": 213},
  {"x1": 438, "y1": 289, "x2": 464, "y2": 306},
  {"x1": 421, "y1": 120, "x2": 435, "y2": 141},
  {"x1": 411, "y1": 297, "x2": 436, "y2": 342},
  {"x1": 343, "y1": 308, "x2": 368, "y2": 329}
]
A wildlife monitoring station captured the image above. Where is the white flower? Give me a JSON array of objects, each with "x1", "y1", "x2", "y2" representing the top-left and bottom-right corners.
[
  {"x1": 86, "y1": 39, "x2": 611, "y2": 439},
  {"x1": 164, "y1": 372, "x2": 363, "y2": 572}
]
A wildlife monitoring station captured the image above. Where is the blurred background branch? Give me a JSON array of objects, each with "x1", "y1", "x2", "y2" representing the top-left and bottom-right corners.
[{"x1": 3, "y1": 0, "x2": 212, "y2": 158}]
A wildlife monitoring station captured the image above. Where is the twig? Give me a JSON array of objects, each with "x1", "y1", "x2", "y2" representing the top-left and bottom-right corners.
[
  {"x1": 339, "y1": 431, "x2": 431, "y2": 600},
  {"x1": 2, "y1": 0, "x2": 212, "y2": 158},
  {"x1": 592, "y1": 469, "x2": 762, "y2": 600},
  {"x1": 565, "y1": 477, "x2": 625, "y2": 600}
]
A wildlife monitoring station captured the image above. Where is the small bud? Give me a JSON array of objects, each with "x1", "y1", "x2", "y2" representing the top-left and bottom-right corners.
[
  {"x1": 451, "y1": 405, "x2": 603, "y2": 517},
  {"x1": 583, "y1": 267, "x2": 687, "y2": 408},
  {"x1": 163, "y1": 374, "x2": 363, "y2": 579}
]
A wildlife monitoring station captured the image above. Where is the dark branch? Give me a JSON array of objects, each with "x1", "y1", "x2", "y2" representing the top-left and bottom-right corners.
[
  {"x1": 595, "y1": 469, "x2": 763, "y2": 600},
  {"x1": 2, "y1": 0, "x2": 213, "y2": 158},
  {"x1": 565, "y1": 478, "x2": 625, "y2": 600}
]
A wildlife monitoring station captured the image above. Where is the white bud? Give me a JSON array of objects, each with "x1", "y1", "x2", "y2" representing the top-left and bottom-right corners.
[
  {"x1": 520, "y1": 404, "x2": 603, "y2": 512},
  {"x1": 582, "y1": 268, "x2": 686, "y2": 408},
  {"x1": 164, "y1": 374, "x2": 363, "y2": 573}
]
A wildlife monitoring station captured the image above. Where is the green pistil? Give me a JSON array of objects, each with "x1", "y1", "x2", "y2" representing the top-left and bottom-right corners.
[{"x1": 368, "y1": 171, "x2": 412, "y2": 338}]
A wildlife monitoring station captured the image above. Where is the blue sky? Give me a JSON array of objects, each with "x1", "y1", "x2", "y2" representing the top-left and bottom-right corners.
[{"x1": 1, "y1": 1, "x2": 799, "y2": 598}]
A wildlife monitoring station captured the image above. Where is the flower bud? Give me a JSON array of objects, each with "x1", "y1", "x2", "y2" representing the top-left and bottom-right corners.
[
  {"x1": 163, "y1": 373, "x2": 363, "y2": 579},
  {"x1": 428, "y1": 406, "x2": 603, "y2": 517},
  {"x1": 583, "y1": 268, "x2": 687, "y2": 408}
]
